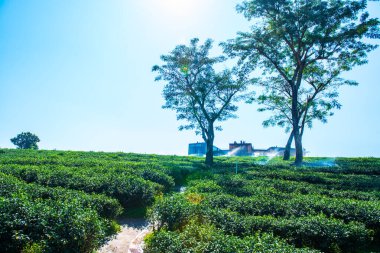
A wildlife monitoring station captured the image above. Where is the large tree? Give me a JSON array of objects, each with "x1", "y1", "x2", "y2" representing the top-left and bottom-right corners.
[
  {"x1": 10, "y1": 132, "x2": 40, "y2": 150},
  {"x1": 223, "y1": 0, "x2": 379, "y2": 165},
  {"x1": 153, "y1": 38, "x2": 252, "y2": 166}
]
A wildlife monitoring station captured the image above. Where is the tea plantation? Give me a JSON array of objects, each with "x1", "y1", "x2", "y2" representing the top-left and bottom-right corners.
[
  {"x1": 147, "y1": 157, "x2": 380, "y2": 253},
  {"x1": 0, "y1": 149, "x2": 201, "y2": 253},
  {"x1": 0, "y1": 149, "x2": 379, "y2": 253}
]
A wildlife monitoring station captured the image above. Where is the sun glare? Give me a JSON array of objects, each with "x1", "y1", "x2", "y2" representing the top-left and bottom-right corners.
[
  {"x1": 160, "y1": 0, "x2": 196, "y2": 16},
  {"x1": 144, "y1": 0, "x2": 199, "y2": 19}
]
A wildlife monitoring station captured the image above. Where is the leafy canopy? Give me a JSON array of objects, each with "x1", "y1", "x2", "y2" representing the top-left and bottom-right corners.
[
  {"x1": 223, "y1": 0, "x2": 379, "y2": 164},
  {"x1": 224, "y1": 0, "x2": 379, "y2": 130},
  {"x1": 10, "y1": 132, "x2": 40, "y2": 150},
  {"x1": 152, "y1": 38, "x2": 252, "y2": 138}
]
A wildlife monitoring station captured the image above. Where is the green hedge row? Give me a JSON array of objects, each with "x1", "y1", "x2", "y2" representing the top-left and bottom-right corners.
[
  {"x1": 0, "y1": 195, "x2": 117, "y2": 253},
  {"x1": 246, "y1": 169, "x2": 380, "y2": 192},
  {"x1": 0, "y1": 172, "x2": 122, "y2": 219},
  {"x1": 201, "y1": 192, "x2": 380, "y2": 230},
  {"x1": 0, "y1": 164, "x2": 159, "y2": 207},
  {"x1": 0, "y1": 149, "x2": 203, "y2": 173},
  {"x1": 192, "y1": 175, "x2": 380, "y2": 201},
  {"x1": 145, "y1": 221, "x2": 319, "y2": 253},
  {"x1": 148, "y1": 194, "x2": 374, "y2": 252},
  {"x1": 204, "y1": 209, "x2": 372, "y2": 252}
]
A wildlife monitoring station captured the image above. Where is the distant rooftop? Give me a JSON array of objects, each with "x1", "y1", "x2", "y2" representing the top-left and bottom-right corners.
[{"x1": 188, "y1": 141, "x2": 297, "y2": 157}]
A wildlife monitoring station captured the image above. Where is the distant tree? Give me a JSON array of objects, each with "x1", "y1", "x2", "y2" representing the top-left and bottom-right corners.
[
  {"x1": 10, "y1": 132, "x2": 40, "y2": 150},
  {"x1": 223, "y1": 0, "x2": 379, "y2": 165},
  {"x1": 153, "y1": 38, "x2": 252, "y2": 166}
]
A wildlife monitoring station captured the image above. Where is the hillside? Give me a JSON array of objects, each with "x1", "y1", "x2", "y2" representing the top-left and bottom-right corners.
[{"x1": 0, "y1": 149, "x2": 379, "y2": 252}]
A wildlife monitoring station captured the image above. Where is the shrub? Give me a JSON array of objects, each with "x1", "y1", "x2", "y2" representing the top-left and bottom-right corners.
[
  {"x1": 0, "y1": 196, "x2": 112, "y2": 253},
  {"x1": 203, "y1": 209, "x2": 372, "y2": 253},
  {"x1": 148, "y1": 194, "x2": 195, "y2": 231},
  {"x1": 145, "y1": 221, "x2": 319, "y2": 253}
]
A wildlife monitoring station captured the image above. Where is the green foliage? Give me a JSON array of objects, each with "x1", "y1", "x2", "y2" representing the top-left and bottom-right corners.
[
  {"x1": 247, "y1": 168, "x2": 380, "y2": 192},
  {"x1": 203, "y1": 209, "x2": 372, "y2": 252},
  {"x1": 149, "y1": 194, "x2": 195, "y2": 231},
  {"x1": 0, "y1": 164, "x2": 158, "y2": 207},
  {"x1": 187, "y1": 179, "x2": 222, "y2": 194},
  {"x1": 10, "y1": 132, "x2": 40, "y2": 150},
  {"x1": 153, "y1": 38, "x2": 253, "y2": 165},
  {"x1": 223, "y1": 0, "x2": 380, "y2": 165},
  {"x1": 0, "y1": 172, "x2": 123, "y2": 219},
  {"x1": 146, "y1": 156, "x2": 380, "y2": 253},
  {"x1": 1, "y1": 149, "x2": 380, "y2": 252},
  {"x1": 140, "y1": 168, "x2": 175, "y2": 191},
  {"x1": 0, "y1": 148, "x2": 196, "y2": 207},
  {"x1": 0, "y1": 196, "x2": 111, "y2": 253},
  {"x1": 145, "y1": 220, "x2": 319, "y2": 253},
  {"x1": 21, "y1": 242, "x2": 45, "y2": 253},
  {"x1": 0, "y1": 149, "x2": 203, "y2": 252}
]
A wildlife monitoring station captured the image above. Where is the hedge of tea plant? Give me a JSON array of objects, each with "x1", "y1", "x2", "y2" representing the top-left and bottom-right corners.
[
  {"x1": 1, "y1": 149, "x2": 379, "y2": 252},
  {"x1": 0, "y1": 149, "x2": 202, "y2": 252},
  {"x1": 147, "y1": 157, "x2": 380, "y2": 253}
]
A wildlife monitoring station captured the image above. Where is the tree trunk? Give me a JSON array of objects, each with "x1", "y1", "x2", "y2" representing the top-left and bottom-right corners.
[
  {"x1": 204, "y1": 123, "x2": 215, "y2": 166},
  {"x1": 283, "y1": 130, "x2": 294, "y2": 161},
  {"x1": 205, "y1": 139, "x2": 214, "y2": 166},
  {"x1": 291, "y1": 81, "x2": 303, "y2": 166},
  {"x1": 293, "y1": 129, "x2": 303, "y2": 166}
]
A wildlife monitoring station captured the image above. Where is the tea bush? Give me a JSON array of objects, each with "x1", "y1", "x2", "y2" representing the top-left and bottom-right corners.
[
  {"x1": 0, "y1": 196, "x2": 114, "y2": 253},
  {"x1": 147, "y1": 157, "x2": 380, "y2": 253},
  {"x1": 145, "y1": 221, "x2": 320, "y2": 253}
]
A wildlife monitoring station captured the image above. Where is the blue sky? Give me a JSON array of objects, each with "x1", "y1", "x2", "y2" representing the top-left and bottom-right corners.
[{"x1": 0, "y1": 0, "x2": 379, "y2": 157}]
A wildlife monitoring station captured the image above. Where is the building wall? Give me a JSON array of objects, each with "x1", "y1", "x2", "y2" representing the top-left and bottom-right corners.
[
  {"x1": 188, "y1": 142, "x2": 228, "y2": 156},
  {"x1": 229, "y1": 141, "x2": 254, "y2": 156},
  {"x1": 188, "y1": 143, "x2": 207, "y2": 156},
  {"x1": 189, "y1": 142, "x2": 297, "y2": 157}
]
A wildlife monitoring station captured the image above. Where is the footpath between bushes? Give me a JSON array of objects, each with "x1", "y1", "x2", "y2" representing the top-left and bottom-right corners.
[{"x1": 98, "y1": 218, "x2": 150, "y2": 253}]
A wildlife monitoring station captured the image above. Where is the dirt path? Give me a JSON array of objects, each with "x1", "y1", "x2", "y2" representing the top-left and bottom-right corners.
[
  {"x1": 98, "y1": 218, "x2": 150, "y2": 253},
  {"x1": 99, "y1": 186, "x2": 185, "y2": 253}
]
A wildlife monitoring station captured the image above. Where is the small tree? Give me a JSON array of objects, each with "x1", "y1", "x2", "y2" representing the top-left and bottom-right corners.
[
  {"x1": 153, "y1": 38, "x2": 252, "y2": 166},
  {"x1": 10, "y1": 132, "x2": 40, "y2": 150},
  {"x1": 224, "y1": 0, "x2": 379, "y2": 165}
]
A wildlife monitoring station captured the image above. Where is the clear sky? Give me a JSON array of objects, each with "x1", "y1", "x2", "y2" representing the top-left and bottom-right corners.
[{"x1": 0, "y1": 0, "x2": 379, "y2": 157}]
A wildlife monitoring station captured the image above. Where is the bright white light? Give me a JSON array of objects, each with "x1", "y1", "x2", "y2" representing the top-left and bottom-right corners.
[
  {"x1": 156, "y1": 0, "x2": 196, "y2": 17},
  {"x1": 139, "y1": 0, "x2": 203, "y2": 21}
]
